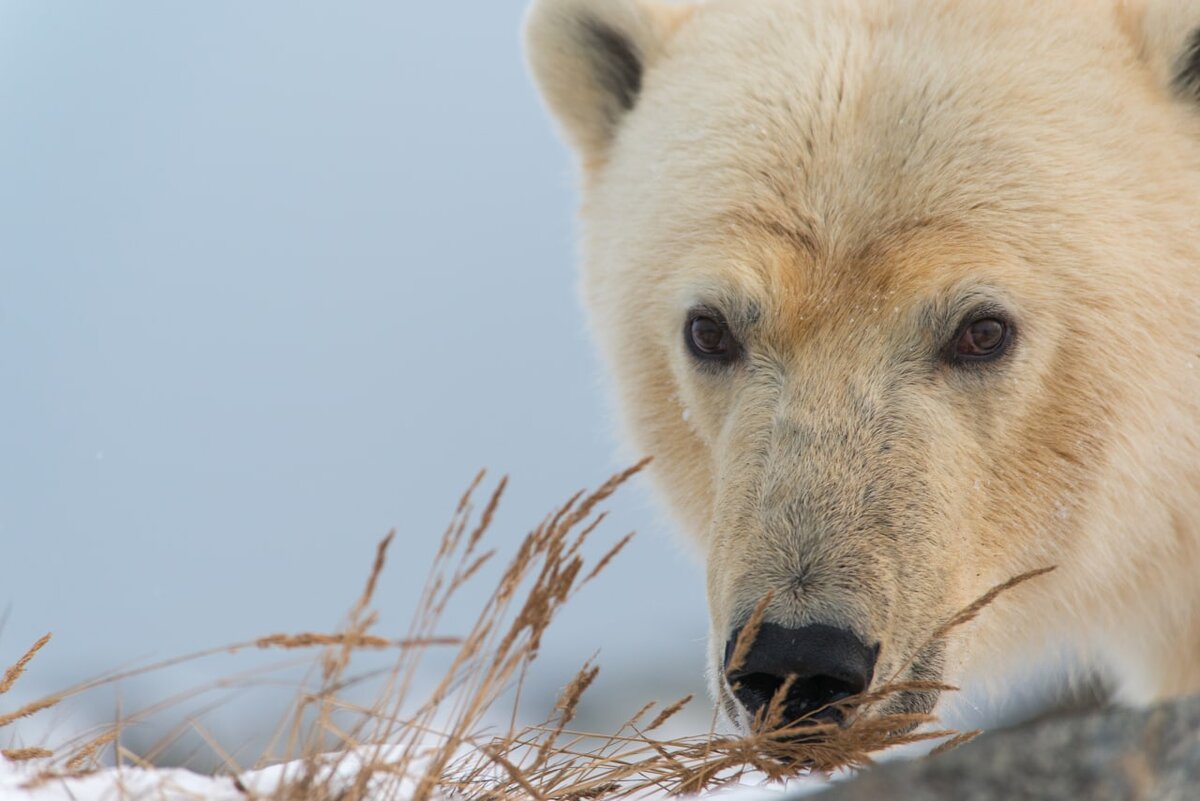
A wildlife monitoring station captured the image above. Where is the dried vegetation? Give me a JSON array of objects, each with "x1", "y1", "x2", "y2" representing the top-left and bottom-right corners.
[{"x1": 0, "y1": 462, "x2": 1052, "y2": 799}]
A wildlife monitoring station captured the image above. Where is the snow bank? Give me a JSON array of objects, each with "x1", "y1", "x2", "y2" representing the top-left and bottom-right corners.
[
  {"x1": 0, "y1": 762, "x2": 243, "y2": 801},
  {"x1": 0, "y1": 748, "x2": 833, "y2": 801}
]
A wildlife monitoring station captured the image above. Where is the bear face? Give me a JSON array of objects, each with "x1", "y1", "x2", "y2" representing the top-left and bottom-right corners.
[{"x1": 527, "y1": 0, "x2": 1200, "y2": 731}]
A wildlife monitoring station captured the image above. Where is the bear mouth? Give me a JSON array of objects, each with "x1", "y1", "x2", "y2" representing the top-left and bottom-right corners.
[
  {"x1": 720, "y1": 683, "x2": 940, "y2": 735},
  {"x1": 716, "y1": 679, "x2": 944, "y2": 770}
]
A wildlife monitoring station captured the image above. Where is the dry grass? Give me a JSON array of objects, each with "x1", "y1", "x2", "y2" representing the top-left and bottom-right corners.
[
  {"x1": 2, "y1": 748, "x2": 54, "y2": 763},
  {"x1": 0, "y1": 637, "x2": 59, "y2": 737},
  {"x1": 0, "y1": 635, "x2": 52, "y2": 696},
  {"x1": 0, "y1": 463, "x2": 1053, "y2": 800}
]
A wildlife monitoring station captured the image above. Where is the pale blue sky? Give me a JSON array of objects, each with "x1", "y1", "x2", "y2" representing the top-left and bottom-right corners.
[{"x1": 0, "y1": 0, "x2": 708, "y2": 760}]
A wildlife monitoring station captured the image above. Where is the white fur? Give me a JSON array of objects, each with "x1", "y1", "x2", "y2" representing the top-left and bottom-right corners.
[{"x1": 527, "y1": 0, "x2": 1200, "y2": 722}]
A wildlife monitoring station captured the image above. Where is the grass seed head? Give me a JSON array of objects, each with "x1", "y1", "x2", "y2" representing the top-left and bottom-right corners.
[{"x1": 0, "y1": 634, "x2": 52, "y2": 696}]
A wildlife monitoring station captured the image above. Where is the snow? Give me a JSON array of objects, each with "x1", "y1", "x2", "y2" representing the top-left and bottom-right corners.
[
  {"x1": 0, "y1": 747, "x2": 836, "y2": 801},
  {"x1": 0, "y1": 763, "x2": 244, "y2": 801},
  {"x1": 0, "y1": 749, "x2": 426, "y2": 801}
]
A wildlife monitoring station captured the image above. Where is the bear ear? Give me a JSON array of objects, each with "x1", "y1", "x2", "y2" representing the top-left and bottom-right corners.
[
  {"x1": 1174, "y1": 27, "x2": 1200, "y2": 99},
  {"x1": 1131, "y1": 1, "x2": 1200, "y2": 101},
  {"x1": 524, "y1": 0, "x2": 688, "y2": 165}
]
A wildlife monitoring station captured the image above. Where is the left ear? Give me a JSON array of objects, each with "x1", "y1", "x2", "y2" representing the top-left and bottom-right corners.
[
  {"x1": 524, "y1": 0, "x2": 691, "y2": 167},
  {"x1": 1130, "y1": 0, "x2": 1200, "y2": 100}
]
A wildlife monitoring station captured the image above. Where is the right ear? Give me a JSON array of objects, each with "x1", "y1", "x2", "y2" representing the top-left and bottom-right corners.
[{"x1": 524, "y1": 0, "x2": 689, "y2": 166}]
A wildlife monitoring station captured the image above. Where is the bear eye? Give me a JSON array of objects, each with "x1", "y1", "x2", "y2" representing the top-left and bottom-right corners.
[
  {"x1": 685, "y1": 310, "x2": 739, "y2": 363},
  {"x1": 950, "y1": 315, "x2": 1012, "y2": 363}
]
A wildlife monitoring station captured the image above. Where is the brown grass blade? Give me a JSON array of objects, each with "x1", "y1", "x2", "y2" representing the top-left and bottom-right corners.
[
  {"x1": 0, "y1": 696, "x2": 60, "y2": 729},
  {"x1": 253, "y1": 633, "x2": 460, "y2": 650},
  {"x1": 582, "y1": 532, "x2": 635, "y2": 585},
  {"x1": 351, "y1": 530, "x2": 395, "y2": 622},
  {"x1": 644, "y1": 695, "x2": 693, "y2": 733},
  {"x1": 928, "y1": 566, "x2": 1056, "y2": 643},
  {"x1": 0, "y1": 634, "x2": 52, "y2": 695},
  {"x1": 2, "y1": 748, "x2": 53, "y2": 762},
  {"x1": 466, "y1": 477, "x2": 508, "y2": 557},
  {"x1": 724, "y1": 592, "x2": 774, "y2": 676},
  {"x1": 481, "y1": 746, "x2": 550, "y2": 801},
  {"x1": 65, "y1": 729, "x2": 118, "y2": 772},
  {"x1": 928, "y1": 729, "x2": 982, "y2": 758}
]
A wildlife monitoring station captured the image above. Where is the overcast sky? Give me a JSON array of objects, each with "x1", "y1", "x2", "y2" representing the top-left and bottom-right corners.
[{"x1": 0, "y1": 0, "x2": 710, "y2": 761}]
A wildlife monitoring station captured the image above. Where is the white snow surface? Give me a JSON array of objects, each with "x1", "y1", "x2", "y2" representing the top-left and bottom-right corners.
[
  {"x1": 0, "y1": 763, "x2": 244, "y2": 801},
  {"x1": 0, "y1": 746, "x2": 428, "y2": 801},
  {"x1": 0, "y1": 746, "x2": 834, "y2": 801}
]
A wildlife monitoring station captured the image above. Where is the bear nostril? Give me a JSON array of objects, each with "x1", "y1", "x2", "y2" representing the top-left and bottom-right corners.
[
  {"x1": 729, "y1": 671, "x2": 783, "y2": 713},
  {"x1": 727, "y1": 670, "x2": 863, "y2": 725},
  {"x1": 724, "y1": 623, "x2": 877, "y2": 728}
]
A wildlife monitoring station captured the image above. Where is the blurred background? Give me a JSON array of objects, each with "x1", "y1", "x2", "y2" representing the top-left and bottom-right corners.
[{"x1": 0, "y1": 0, "x2": 711, "y2": 767}]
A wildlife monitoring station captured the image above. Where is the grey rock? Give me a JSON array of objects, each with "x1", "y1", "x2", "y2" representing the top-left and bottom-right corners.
[{"x1": 809, "y1": 694, "x2": 1200, "y2": 801}]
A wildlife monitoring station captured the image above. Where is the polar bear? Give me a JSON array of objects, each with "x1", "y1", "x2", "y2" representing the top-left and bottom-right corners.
[{"x1": 525, "y1": 0, "x2": 1200, "y2": 731}]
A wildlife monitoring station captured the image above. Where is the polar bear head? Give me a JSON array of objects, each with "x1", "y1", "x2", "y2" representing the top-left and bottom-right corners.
[{"x1": 526, "y1": 0, "x2": 1200, "y2": 731}]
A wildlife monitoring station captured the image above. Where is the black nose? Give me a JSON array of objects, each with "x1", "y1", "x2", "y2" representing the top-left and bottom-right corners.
[{"x1": 724, "y1": 623, "x2": 878, "y2": 726}]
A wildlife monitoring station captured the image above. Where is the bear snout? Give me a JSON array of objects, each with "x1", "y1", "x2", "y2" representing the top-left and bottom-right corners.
[{"x1": 723, "y1": 622, "x2": 879, "y2": 728}]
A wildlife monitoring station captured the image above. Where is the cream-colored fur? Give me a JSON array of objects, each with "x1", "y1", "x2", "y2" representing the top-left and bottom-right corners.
[{"x1": 525, "y1": 0, "x2": 1200, "y2": 727}]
